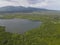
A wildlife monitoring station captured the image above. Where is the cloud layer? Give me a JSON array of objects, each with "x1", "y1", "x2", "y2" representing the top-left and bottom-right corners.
[
  {"x1": 0, "y1": 0, "x2": 60, "y2": 10},
  {"x1": 0, "y1": 0, "x2": 48, "y2": 7}
]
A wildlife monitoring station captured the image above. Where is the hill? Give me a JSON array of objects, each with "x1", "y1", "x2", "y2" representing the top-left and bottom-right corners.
[{"x1": 0, "y1": 6, "x2": 48, "y2": 13}]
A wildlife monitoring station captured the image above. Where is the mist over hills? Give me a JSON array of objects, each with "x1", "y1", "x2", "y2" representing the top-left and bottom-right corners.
[{"x1": 0, "y1": 6, "x2": 49, "y2": 13}]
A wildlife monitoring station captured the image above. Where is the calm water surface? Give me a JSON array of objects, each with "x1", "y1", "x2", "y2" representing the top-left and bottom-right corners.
[{"x1": 0, "y1": 18, "x2": 41, "y2": 34}]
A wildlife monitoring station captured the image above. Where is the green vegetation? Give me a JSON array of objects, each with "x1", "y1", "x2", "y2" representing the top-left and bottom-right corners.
[{"x1": 0, "y1": 13, "x2": 60, "y2": 45}]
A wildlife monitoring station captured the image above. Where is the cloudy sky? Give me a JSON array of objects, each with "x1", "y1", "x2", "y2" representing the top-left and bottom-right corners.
[{"x1": 0, "y1": 0, "x2": 60, "y2": 10}]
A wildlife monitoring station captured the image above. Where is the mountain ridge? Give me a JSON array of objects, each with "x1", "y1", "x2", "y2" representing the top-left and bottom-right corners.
[{"x1": 0, "y1": 6, "x2": 49, "y2": 13}]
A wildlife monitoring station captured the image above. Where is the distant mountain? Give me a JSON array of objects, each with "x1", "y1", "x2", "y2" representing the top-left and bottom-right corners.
[{"x1": 0, "y1": 6, "x2": 49, "y2": 13}]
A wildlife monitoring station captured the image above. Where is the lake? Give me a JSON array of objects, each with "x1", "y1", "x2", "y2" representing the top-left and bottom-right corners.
[{"x1": 0, "y1": 18, "x2": 41, "y2": 34}]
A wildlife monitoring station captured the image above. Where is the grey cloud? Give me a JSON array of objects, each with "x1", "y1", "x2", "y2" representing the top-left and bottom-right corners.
[
  {"x1": 27, "y1": 0, "x2": 45, "y2": 4},
  {"x1": 3, "y1": 0, "x2": 12, "y2": 1},
  {"x1": 0, "y1": 0, "x2": 48, "y2": 8},
  {"x1": 2, "y1": 0, "x2": 46, "y2": 4},
  {"x1": 4, "y1": 0, "x2": 19, "y2": 3},
  {"x1": 5, "y1": 0, "x2": 11, "y2": 1}
]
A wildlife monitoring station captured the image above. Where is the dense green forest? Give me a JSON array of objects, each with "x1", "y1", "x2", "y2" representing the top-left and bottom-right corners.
[{"x1": 0, "y1": 13, "x2": 60, "y2": 45}]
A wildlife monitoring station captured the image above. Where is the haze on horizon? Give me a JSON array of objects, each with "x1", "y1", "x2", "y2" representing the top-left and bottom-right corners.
[{"x1": 0, "y1": 0, "x2": 60, "y2": 10}]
